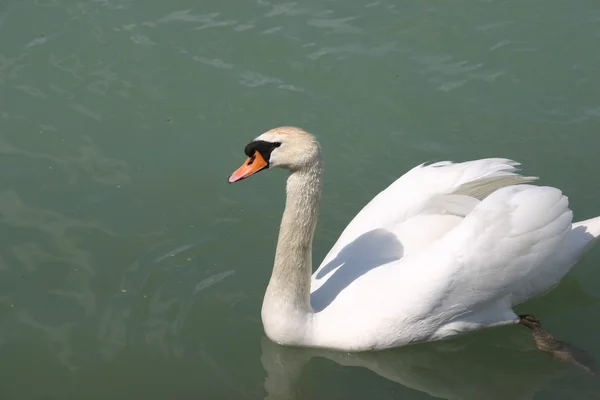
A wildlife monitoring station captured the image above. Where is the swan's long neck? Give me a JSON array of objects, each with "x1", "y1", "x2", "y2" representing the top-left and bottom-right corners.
[{"x1": 261, "y1": 160, "x2": 323, "y2": 345}]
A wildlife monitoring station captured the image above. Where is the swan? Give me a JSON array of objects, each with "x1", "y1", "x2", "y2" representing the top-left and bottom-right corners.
[{"x1": 228, "y1": 126, "x2": 600, "y2": 354}]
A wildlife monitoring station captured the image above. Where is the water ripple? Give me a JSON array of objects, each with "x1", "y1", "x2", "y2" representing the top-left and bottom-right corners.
[
  {"x1": 193, "y1": 56, "x2": 234, "y2": 70},
  {"x1": 308, "y1": 41, "x2": 397, "y2": 60},
  {"x1": 307, "y1": 16, "x2": 363, "y2": 34},
  {"x1": 158, "y1": 9, "x2": 237, "y2": 30}
]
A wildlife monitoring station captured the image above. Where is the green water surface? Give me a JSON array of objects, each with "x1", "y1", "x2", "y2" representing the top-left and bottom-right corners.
[{"x1": 1, "y1": 0, "x2": 599, "y2": 398}]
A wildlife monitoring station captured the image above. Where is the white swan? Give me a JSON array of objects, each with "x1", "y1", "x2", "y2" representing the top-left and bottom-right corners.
[{"x1": 228, "y1": 126, "x2": 600, "y2": 352}]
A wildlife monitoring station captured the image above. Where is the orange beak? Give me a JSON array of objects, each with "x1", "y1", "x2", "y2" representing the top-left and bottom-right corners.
[{"x1": 228, "y1": 151, "x2": 268, "y2": 183}]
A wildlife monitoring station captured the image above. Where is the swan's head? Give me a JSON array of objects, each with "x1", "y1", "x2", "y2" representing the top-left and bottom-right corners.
[{"x1": 228, "y1": 126, "x2": 321, "y2": 183}]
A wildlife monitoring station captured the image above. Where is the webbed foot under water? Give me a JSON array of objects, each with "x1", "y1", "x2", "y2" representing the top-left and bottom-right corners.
[{"x1": 519, "y1": 314, "x2": 598, "y2": 377}]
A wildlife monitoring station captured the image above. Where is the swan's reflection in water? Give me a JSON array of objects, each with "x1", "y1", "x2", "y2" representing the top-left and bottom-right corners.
[{"x1": 260, "y1": 329, "x2": 583, "y2": 400}]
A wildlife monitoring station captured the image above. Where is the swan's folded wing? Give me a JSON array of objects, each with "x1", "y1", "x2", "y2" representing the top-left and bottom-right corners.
[
  {"x1": 408, "y1": 184, "x2": 573, "y2": 322},
  {"x1": 314, "y1": 158, "x2": 537, "y2": 281}
]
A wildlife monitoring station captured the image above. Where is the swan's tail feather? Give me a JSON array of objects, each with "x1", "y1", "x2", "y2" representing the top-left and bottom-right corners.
[{"x1": 571, "y1": 216, "x2": 600, "y2": 254}]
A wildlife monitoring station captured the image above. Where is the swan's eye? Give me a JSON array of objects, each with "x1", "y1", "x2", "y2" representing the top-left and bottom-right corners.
[{"x1": 244, "y1": 140, "x2": 281, "y2": 159}]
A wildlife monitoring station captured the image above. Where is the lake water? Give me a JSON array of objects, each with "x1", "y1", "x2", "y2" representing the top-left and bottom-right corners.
[{"x1": 1, "y1": 0, "x2": 600, "y2": 398}]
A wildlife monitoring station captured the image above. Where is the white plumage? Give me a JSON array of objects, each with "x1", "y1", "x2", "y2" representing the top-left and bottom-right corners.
[{"x1": 312, "y1": 159, "x2": 598, "y2": 350}]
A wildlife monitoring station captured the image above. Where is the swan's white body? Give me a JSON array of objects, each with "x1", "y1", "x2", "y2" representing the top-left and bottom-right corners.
[
  {"x1": 230, "y1": 127, "x2": 600, "y2": 352},
  {"x1": 308, "y1": 158, "x2": 600, "y2": 350}
]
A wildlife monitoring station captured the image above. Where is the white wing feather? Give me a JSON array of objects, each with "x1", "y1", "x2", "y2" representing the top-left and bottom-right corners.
[{"x1": 312, "y1": 158, "x2": 536, "y2": 287}]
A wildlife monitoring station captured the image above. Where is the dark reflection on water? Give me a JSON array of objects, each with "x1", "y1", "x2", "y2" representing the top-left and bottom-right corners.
[
  {"x1": 260, "y1": 331, "x2": 599, "y2": 400},
  {"x1": 2, "y1": 318, "x2": 594, "y2": 399},
  {"x1": 0, "y1": 221, "x2": 253, "y2": 398}
]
